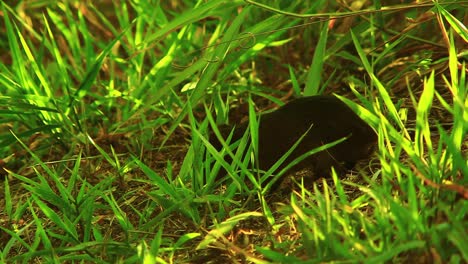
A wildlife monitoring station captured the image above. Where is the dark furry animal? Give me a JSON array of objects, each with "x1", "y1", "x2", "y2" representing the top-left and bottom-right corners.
[{"x1": 210, "y1": 95, "x2": 377, "y2": 189}]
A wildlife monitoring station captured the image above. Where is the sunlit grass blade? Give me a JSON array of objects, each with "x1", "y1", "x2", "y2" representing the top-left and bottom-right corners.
[
  {"x1": 305, "y1": 22, "x2": 328, "y2": 96},
  {"x1": 196, "y1": 211, "x2": 262, "y2": 249},
  {"x1": 434, "y1": 2, "x2": 468, "y2": 42},
  {"x1": 414, "y1": 71, "x2": 435, "y2": 157}
]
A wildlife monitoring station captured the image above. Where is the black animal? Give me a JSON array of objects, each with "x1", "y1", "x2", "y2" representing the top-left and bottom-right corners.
[{"x1": 209, "y1": 95, "x2": 377, "y2": 189}]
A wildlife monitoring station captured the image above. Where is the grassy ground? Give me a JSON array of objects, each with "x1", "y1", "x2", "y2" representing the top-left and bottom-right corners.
[{"x1": 0, "y1": 0, "x2": 467, "y2": 263}]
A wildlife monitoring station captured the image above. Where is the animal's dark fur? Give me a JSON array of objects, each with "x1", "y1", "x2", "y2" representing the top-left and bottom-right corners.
[{"x1": 209, "y1": 95, "x2": 377, "y2": 190}]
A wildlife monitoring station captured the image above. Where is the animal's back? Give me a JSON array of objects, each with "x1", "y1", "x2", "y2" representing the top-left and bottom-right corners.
[{"x1": 209, "y1": 95, "x2": 377, "y2": 189}]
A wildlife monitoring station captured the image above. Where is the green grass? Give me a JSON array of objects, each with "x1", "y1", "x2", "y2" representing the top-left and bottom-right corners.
[{"x1": 0, "y1": 0, "x2": 467, "y2": 263}]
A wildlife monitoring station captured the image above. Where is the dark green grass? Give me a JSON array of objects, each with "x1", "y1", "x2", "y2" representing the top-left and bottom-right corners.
[{"x1": 0, "y1": 1, "x2": 467, "y2": 263}]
